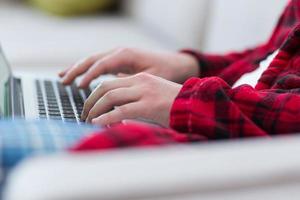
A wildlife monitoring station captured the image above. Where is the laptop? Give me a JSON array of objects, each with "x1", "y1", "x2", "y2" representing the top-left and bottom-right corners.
[{"x1": 0, "y1": 46, "x2": 93, "y2": 123}]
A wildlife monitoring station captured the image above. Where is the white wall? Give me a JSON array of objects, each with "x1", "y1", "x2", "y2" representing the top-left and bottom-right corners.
[
  {"x1": 204, "y1": 0, "x2": 288, "y2": 52},
  {"x1": 125, "y1": 0, "x2": 209, "y2": 49},
  {"x1": 126, "y1": 0, "x2": 288, "y2": 52}
]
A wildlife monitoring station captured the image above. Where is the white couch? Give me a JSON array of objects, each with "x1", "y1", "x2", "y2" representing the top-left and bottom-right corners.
[{"x1": 5, "y1": 136, "x2": 300, "y2": 200}]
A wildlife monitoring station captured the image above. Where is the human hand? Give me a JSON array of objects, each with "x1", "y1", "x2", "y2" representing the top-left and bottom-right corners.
[
  {"x1": 59, "y1": 48, "x2": 199, "y2": 87},
  {"x1": 81, "y1": 73, "x2": 182, "y2": 127}
]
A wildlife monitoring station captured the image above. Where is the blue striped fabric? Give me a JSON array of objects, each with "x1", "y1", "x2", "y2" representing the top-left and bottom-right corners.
[{"x1": 0, "y1": 119, "x2": 99, "y2": 173}]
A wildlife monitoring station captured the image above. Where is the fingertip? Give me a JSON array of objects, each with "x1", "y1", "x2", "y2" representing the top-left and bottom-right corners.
[
  {"x1": 58, "y1": 66, "x2": 73, "y2": 77},
  {"x1": 92, "y1": 117, "x2": 105, "y2": 126},
  {"x1": 91, "y1": 118, "x2": 98, "y2": 124},
  {"x1": 85, "y1": 117, "x2": 91, "y2": 124},
  {"x1": 79, "y1": 84, "x2": 86, "y2": 89},
  {"x1": 58, "y1": 72, "x2": 64, "y2": 77},
  {"x1": 117, "y1": 73, "x2": 129, "y2": 78},
  {"x1": 79, "y1": 79, "x2": 90, "y2": 88},
  {"x1": 61, "y1": 78, "x2": 69, "y2": 85},
  {"x1": 81, "y1": 112, "x2": 87, "y2": 121},
  {"x1": 78, "y1": 82, "x2": 86, "y2": 88},
  {"x1": 61, "y1": 76, "x2": 73, "y2": 85}
]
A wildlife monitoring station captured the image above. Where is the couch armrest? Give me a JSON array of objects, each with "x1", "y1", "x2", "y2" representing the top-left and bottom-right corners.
[{"x1": 5, "y1": 136, "x2": 300, "y2": 200}]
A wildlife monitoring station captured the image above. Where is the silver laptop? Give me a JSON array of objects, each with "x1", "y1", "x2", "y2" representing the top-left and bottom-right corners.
[{"x1": 0, "y1": 46, "x2": 92, "y2": 123}]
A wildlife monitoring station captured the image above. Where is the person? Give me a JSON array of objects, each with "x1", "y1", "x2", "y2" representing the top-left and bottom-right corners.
[{"x1": 58, "y1": 0, "x2": 300, "y2": 151}]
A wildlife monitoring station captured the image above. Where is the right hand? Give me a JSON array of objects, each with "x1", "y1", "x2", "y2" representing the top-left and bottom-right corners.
[{"x1": 59, "y1": 48, "x2": 199, "y2": 88}]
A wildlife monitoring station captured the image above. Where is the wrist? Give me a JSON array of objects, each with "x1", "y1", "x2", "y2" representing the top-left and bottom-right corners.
[{"x1": 178, "y1": 52, "x2": 200, "y2": 79}]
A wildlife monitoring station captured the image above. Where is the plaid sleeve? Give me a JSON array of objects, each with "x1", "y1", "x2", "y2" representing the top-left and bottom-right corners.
[
  {"x1": 181, "y1": 48, "x2": 258, "y2": 78},
  {"x1": 72, "y1": 123, "x2": 206, "y2": 151},
  {"x1": 170, "y1": 76, "x2": 300, "y2": 139}
]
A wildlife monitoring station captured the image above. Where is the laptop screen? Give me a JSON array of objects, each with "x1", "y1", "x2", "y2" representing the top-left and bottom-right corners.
[{"x1": 0, "y1": 48, "x2": 11, "y2": 117}]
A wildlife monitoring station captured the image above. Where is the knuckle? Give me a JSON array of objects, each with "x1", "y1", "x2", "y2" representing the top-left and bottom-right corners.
[
  {"x1": 76, "y1": 58, "x2": 88, "y2": 68},
  {"x1": 86, "y1": 69, "x2": 99, "y2": 80},
  {"x1": 103, "y1": 112, "x2": 113, "y2": 123},
  {"x1": 84, "y1": 56, "x2": 95, "y2": 64},
  {"x1": 88, "y1": 110, "x2": 97, "y2": 119},
  {"x1": 99, "y1": 81, "x2": 108, "y2": 91},
  {"x1": 135, "y1": 72, "x2": 151, "y2": 81},
  {"x1": 118, "y1": 47, "x2": 133, "y2": 55},
  {"x1": 98, "y1": 80, "x2": 114, "y2": 92},
  {"x1": 116, "y1": 106, "x2": 129, "y2": 116},
  {"x1": 89, "y1": 53, "x2": 100, "y2": 61},
  {"x1": 104, "y1": 90, "x2": 116, "y2": 101}
]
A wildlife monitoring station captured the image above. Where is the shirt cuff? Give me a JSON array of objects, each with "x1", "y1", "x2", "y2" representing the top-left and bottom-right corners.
[
  {"x1": 169, "y1": 77, "x2": 200, "y2": 132},
  {"x1": 180, "y1": 49, "x2": 204, "y2": 78},
  {"x1": 169, "y1": 76, "x2": 231, "y2": 134}
]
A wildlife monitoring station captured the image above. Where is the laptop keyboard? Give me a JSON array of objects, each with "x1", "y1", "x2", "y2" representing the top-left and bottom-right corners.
[{"x1": 36, "y1": 80, "x2": 91, "y2": 123}]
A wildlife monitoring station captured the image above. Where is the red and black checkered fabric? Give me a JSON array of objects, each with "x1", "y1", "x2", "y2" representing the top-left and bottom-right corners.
[{"x1": 73, "y1": 0, "x2": 300, "y2": 151}]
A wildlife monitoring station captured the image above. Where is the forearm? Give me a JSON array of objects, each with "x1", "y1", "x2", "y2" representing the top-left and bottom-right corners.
[
  {"x1": 181, "y1": 47, "x2": 260, "y2": 79},
  {"x1": 170, "y1": 77, "x2": 300, "y2": 139}
]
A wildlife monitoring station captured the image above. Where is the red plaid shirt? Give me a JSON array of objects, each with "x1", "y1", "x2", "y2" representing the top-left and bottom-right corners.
[{"x1": 73, "y1": 0, "x2": 300, "y2": 151}]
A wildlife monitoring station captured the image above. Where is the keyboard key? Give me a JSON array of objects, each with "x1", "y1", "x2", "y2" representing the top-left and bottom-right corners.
[
  {"x1": 49, "y1": 116, "x2": 62, "y2": 120},
  {"x1": 48, "y1": 111, "x2": 61, "y2": 115},
  {"x1": 48, "y1": 104, "x2": 59, "y2": 109},
  {"x1": 39, "y1": 111, "x2": 47, "y2": 115},
  {"x1": 38, "y1": 104, "x2": 45, "y2": 109},
  {"x1": 84, "y1": 88, "x2": 91, "y2": 98},
  {"x1": 36, "y1": 80, "x2": 90, "y2": 124},
  {"x1": 38, "y1": 100, "x2": 44, "y2": 105},
  {"x1": 48, "y1": 109, "x2": 60, "y2": 114},
  {"x1": 64, "y1": 118, "x2": 77, "y2": 122},
  {"x1": 71, "y1": 83, "x2": 80, "y2": 95},
  {"x1": 63, "y1": 114, "x2": 76, "y2": 119},
  {"x1": 63, "y1": 110, "x2": 75, "y2": 115}
]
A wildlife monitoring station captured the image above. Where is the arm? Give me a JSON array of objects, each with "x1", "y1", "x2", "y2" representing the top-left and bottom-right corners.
[
  {"x1": 181, "y1": 48, "x2": 259, "y2": 78},
  {"x1": 73, "y1": 76, "x2": 300, "y2": 151},
  {"x1": 171, "y1": 77, "x2": 300, "y2": 139}
]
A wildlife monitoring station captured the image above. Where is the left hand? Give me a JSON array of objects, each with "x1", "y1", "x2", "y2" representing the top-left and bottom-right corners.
[{"x1": 82, "y1": 73, "x2": 182, "y2": 127}]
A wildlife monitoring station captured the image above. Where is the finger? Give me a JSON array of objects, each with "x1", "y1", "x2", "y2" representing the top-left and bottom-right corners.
[
  {"x1": 79, "y1": 50, "x2": 133, "y2": 88},
  {"x1": 117, "y1": 73, "x2": 130, "y2": 78},
  {"x1": 58, "y1": 66, "x2": 72, "y2": 78},
  {"x1": 85, "y1": 87, "x2": 140, "y2": 123},
  {"x1": 143, "y1": 68, "x2": 160, "y2": 77},
  {"x1": 82, "y1": 77, "x2": 136, "y2": 120},
  {"x1": 91, "y1": 102, "x2": 142, "y2": 126},
  {"x1": 61, "y1": 57, "x2": 98, "y2": 85},
  {"x1": 62, "y1": 51, "x2": 112, "y2": 85}
]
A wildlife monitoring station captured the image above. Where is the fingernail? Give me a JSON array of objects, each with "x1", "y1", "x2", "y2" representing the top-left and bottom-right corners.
[
  {"x1": 58, "y1": 71, "x2": 64, "y2": 76},
  {"x1": 78, "y1": 81, "x2": 85, "y2": 88},
  {"x1": 61, "y1": 78, "x2": 68, "y2": 84}
]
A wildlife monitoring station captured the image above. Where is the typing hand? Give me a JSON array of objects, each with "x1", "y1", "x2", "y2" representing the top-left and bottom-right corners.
[
  {"x1": 59, "y1": 48, "x2": 199, "y2": 88},
  {"x1": 81, "y1": 73, "x2": 182, "y2": 127}
]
